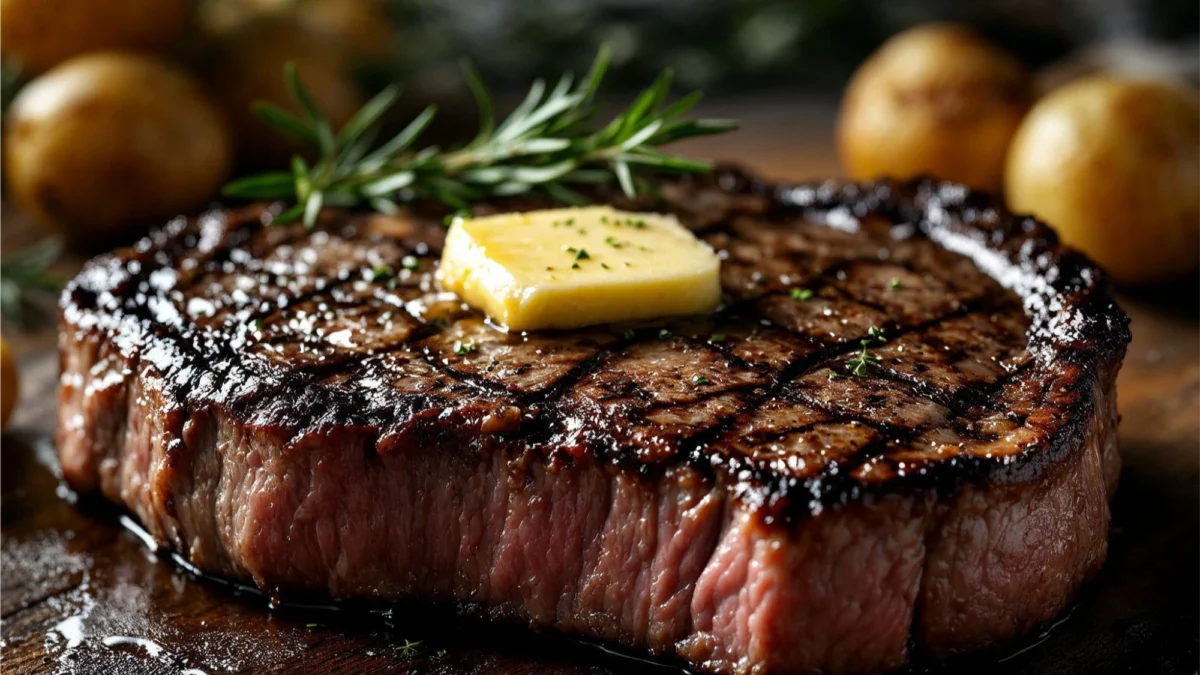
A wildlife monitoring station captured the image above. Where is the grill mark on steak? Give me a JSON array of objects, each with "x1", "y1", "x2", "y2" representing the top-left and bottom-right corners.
[
  {"x1": 59, "y1": 170, "x2": 1129, "y2": 512},
  {"x1": 58, "y1": 168, "x2": 1130, "y2": 675}
]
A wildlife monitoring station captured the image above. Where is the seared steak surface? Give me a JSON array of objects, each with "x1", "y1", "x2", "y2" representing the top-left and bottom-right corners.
[{"x1": 57, "y1": 170, "x2": 1129, "y2": 674}]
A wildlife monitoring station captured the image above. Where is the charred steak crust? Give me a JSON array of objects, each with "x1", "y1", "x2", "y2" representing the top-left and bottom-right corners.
[{"x1": 57, "y1": 168, "x2": 1129, "y2": 674}]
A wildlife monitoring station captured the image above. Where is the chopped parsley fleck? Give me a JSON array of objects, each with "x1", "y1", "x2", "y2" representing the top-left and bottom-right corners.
[
  {"x1": 401, "y1": 255, "x2": 420, "y2": 271},
  {"x1": 252, "y1": 318, "x2": 264, "y2": 333},
  {"x1": 790, "y1": 287, "x2": 814, "y2": 301},
  {"x1": 565, "y1": 218, "x2": 574, "y2": 225},
  {"x1": 453, "y1": 340, "x2": 476, "y2": 356},
  {"x1": 397, "y1": 640, "x2": 422, "y2": 656},
  {"x1": 692, "y1": 374, "x2": 711, "y2": 386},
  {"x1": 600, "y1": 215, "x2": 609, "y2": 223},
  {"x1": 565, "y1": 246, "x2": 578, "y2": 254},
  {"x1": 710, "y1": 332, "x2": 726, "y2": 342},
  {"x1": 371, "y1": 264, "x2": 394, "y2": 282},
  {"x1": 658, "y1": 328, "x2": 672, "y2": 339},
  {"x1": 600, "y1": 262, "x2": 610, "y2": 270},
  {"x1": 571, "y1": 262, "x2": 581, "y2": 269},
  {"x1": 604, "y1": 236, "x2": 624, "y2": 248},
  {"x1": 574, "y1": 248, "x2": 590, "y2": 261},
  {"x1": 623, "y1": 329, "x2": 636, "y2": 340},
  {"x1": 867, "y1": 325, "x2": 885, "y2": 342},
  {"x1": 888, "y1": 277, "x2": 902, "y2": 291}
]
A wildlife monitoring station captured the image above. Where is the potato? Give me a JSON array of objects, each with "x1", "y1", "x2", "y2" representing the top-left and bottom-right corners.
[
  {"x1": 837, "y1": 23, "x2": 1033, "y2": 193},
  {"x1": 202, "y1": 14, "x2": 363, "y2": 167},
  {"x1": 1005, "y1": 76, "x2": 1199, "y2": 286},
  {"x1": 0, "y1": 0, "x2": 189, "y2": 75},
  {"x1": 1, "y1": 337, "x2": 16, "y2": 431},
  {"x1": 4, "y1": 53, "x2": 233, "y2": 245}
]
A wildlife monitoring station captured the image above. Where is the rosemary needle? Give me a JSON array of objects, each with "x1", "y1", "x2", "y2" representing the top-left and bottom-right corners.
[{"x1": 0, "y1": 237, "x2": 62, "y2": 326}]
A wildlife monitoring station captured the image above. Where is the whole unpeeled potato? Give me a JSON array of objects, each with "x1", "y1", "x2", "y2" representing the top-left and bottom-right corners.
[
  {"x1": 4, "y1": 53, "x2": 233, "y2": 245},
  {"x1": 0, "y1": 0, "x2": 189, "y2": 75},
  {"x1": 838, "y1": 24, "x2": 1033, "y2": 193},
  {"x1": 1006, "y1": 76, "x2": 1199, "y2": 285}
]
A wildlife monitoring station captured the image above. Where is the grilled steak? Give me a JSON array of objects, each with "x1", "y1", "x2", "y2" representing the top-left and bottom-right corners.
[{"x1": 57, "y1": 169, "x2": 1129, "y2": 674}]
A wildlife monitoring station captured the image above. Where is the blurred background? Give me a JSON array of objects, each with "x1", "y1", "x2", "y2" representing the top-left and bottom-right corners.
[{"x1": 1, "y1": 0, "x2": 1197, "y2": 237}]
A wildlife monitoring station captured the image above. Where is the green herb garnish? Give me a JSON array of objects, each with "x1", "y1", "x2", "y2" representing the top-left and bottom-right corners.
[
  {"x1": 710, "y1": 332, "x2": 726, "y2": 342},
  {"x1": 224, "y1": 45, "x2": 739, "y2": 227},
  {"x1": 845, "y1": 326, "x2": 885, "y2": 376},
  {"x1": 888, "y1": 277, "x2": 902, "y2": 291},
  {"x1": 692, "y1": 374, "x2": 711, "y2": 385},
  {"x1": 789, "y1": 287, "x2": 813, "y2": 301},
  {"x1": 574, "y1": 248, "x2": 590, "y2": 261},
  {"x1": 370, "y1": 264, "x2": 394, "y2": 282},
  {"x1": 401, "y1": 255, "x2": 420, "y2": 271},
  {"x1": 454, "y1": 340, "x2": 476, "y2": 356},
  {"x1": 0, "y1": 238, "x2": 62, "y2": 326}
]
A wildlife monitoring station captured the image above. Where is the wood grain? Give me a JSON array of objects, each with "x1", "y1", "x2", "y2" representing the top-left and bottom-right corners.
[{"x1": 2, "y1": 105, "x2": 1196, "y2": 674}]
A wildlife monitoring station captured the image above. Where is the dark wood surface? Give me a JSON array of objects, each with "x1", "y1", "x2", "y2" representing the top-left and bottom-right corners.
[{"x1": 2, "y1": 104, "x2": 1197, "y2": 674}]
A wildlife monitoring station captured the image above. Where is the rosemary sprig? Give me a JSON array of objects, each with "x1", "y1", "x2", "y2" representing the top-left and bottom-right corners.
[
  {"x1": 223, "y1": 45, "x2": 739, "y2": 226},
  {"x1": 0, "y1": 238, "x2": 62, "y2": 326}
]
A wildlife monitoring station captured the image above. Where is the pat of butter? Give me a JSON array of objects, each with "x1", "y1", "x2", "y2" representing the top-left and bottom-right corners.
[{"x1": 437, "y1": 206, "x2": 721, "y2": 331}]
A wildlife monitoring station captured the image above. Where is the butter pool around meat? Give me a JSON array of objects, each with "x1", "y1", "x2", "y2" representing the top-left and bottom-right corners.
[{"x1": 438, "y1": 206, "x2": 721, "y2": 331}]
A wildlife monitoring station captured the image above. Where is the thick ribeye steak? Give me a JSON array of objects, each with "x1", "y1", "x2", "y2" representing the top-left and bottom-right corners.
[{"x1": 57, "y1": 170, "x2": 1129, "y2": 674}]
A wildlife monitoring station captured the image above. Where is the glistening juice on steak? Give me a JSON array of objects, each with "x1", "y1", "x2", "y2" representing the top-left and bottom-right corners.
[{"x1": 56, "y1": 168, "x2": 1129, "y2": 675}]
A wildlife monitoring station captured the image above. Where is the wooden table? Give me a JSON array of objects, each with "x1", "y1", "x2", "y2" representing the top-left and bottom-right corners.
[{"x1": 2, "y1": 102, "x2": 1197, "y2": 674}]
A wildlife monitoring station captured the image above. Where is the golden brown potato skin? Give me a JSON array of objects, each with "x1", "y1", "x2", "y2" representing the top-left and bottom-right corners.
[
  {"x1": 838, "y1": 24, "x2": 1033, "y2": 194},
  {"x1": 1005, "y1": 77, "x2": 1200, "y2": 286},
  {"x1": 0, "y1": 0, "x2": 189, "y2": 75},
  {"x1": 202, "y1": 14, "x2": 363, "y2": 167},
  {"x1": 3, "y1": 53, "x2": 233, "y2": 245}
]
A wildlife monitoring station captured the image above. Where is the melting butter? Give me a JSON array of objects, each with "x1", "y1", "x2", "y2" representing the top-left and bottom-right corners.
[{"x1": 437, "y1": 206, "x2": 720, "y2": 331}]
